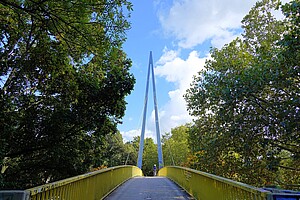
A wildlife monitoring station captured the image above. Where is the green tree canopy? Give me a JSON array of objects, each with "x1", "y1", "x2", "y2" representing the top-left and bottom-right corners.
[
  {"x1": 184, "y1": 0, "x2": 299, "y2": 189},
  {"x1": 162, "y1": 125, "x2": 190, "y2": 166},
  {"x1": 141, "y1": 137, "x2": 158, "y2": 176},
  {"x1": 124, "y1": 136, "x2": 139, "y2": 166},
  {"x1": 0, "y1": 0, "x2": 134, "y2": 189}
]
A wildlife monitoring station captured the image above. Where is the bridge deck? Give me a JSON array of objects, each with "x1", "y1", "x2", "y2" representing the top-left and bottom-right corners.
[{"x1": 105, "y1": 177, "x2": 194, "y2": 200}]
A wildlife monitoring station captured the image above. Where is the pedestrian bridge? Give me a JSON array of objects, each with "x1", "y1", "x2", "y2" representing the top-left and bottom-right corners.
[{"x1": 3, "y1": 165, "x2": 300, "y2": 200}]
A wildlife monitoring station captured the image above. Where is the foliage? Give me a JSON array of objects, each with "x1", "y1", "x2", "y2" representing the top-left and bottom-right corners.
[
  {"x1": 124, "y1": 136, "x2": 158, "y2": 176},
  {"x1": 162, "y1": 125, "x2": 190, "y2": 166},
  {"x1": 0, "y1": 0, "x2": 134, "y2": 189},
  {"x1": 142, "y1": 138, "x2": 158, "y2": 176},
  {"x1": 184, "y1": 0, "x2": 299, "y2": 189},
  {"x1": 98, "y1": 132, "x2": 127, "y2": 167},
  {"x1": 124, "y1": 136, "x2": 139, "y2": 166}
]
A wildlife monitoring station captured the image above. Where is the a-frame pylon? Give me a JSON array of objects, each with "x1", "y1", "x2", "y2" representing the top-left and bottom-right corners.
[{"x1": 137, "y1": 51, "x2": 164, "y2": 170}]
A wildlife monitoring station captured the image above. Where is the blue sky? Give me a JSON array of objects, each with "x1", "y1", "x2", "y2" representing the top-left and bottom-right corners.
[{"x1": 118, "y1": 0, "x2": 287, "y2": 142}]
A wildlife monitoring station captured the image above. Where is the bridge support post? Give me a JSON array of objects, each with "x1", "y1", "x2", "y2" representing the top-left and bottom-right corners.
[{"x1": 137, "y1": 51, "x2": 164, "y2": 170}]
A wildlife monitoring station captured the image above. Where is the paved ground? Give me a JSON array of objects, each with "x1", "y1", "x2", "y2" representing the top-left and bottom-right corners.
[{"x1": 104, "y1": 177, "x2": 194, "y2": 200}]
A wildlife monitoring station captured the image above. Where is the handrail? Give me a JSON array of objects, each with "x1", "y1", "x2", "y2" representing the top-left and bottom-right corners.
[
  {"x1": 158, "y1": 166, "x2": 272, "y2": 200},
  {"x1": 26, "y1": 165, "x2": 143, "y2": 200}
]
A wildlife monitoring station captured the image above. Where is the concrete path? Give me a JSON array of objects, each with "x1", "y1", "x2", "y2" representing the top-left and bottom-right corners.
[{"x1": 105, "y1": 177, "x2": 194, "y2": 200}]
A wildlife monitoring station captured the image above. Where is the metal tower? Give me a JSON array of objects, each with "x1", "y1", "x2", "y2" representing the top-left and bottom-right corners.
[{"x1": 137, "y1": 51, "x2": 164, "y2": 170}]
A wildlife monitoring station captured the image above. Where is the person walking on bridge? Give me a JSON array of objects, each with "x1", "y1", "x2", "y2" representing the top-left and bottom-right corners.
[{"x1": 153, "y1": 164, "x2": 157, "y2": 176}]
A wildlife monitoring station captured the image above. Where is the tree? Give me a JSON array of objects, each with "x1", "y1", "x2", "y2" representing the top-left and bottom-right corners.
[
  {"x1": 0, "y1": 0, "x2": 134, "y2": 189},
  {"x1": 142, "y1": 138, "x2": 158, "y2": 176},
  {"x1": 123, "y1": 136, "x2": 139, "y2": 166},
  {"x1": 100, "y1": 132, "x2": 127, "y2": 167},
  {"x1": 119, "y1": 136, "x2": 158, "y2": 176},
  {"x1": 162, "y1": 125, "x2": 190, "y2": 166},
  {"x1": 184, "y1": 0, "x2": 299, "y2": 188}
]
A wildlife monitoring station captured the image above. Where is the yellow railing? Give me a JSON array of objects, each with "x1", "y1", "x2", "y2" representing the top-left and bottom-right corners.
[
  {"x1": 26, "y1": 165, "x2": 143, "y2": 200},
  {"x1": 158, "y1": 166, "x2": 273, "y2": 200}
]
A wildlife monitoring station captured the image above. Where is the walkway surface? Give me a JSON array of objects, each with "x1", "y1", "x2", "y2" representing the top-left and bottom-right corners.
[{"x1": 105, "y1": 177, "x2": 194, "y2": 200}]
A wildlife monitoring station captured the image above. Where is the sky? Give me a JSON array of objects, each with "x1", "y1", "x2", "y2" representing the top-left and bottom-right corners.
[{"x1": 118, "y1": 0, "x2": 286, "y2": 142}]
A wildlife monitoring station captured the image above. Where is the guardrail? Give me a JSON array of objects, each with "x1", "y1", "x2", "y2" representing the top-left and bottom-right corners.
[
  {"x1": 158, "y1": 166, "x2": 284, "y2": 200},
  {"x1": 2, "y1": 165, "x2": 299, "y2": 200},
  {"x1": 24, "y1": 165, "x2": 142, "y2": 200}
]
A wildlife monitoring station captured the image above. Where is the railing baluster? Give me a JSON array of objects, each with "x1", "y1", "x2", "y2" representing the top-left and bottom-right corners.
[
  {"x1": 158, "y1": 166, "x2": 272, "y2": 200},
  {"x1": 25, "y1": 165, "x2": 143, "y2": 200}
]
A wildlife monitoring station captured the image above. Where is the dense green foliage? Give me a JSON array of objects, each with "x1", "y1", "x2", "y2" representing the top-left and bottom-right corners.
[
  {"x1": 0, "y1": 0, "x2": 134, "y2": 189},
  {"x1": 141, "y1": 137, "x2": 158, "y2": 176},
  {"x1": 184, "y1": 0, "x2": 299, "y2": 189},
  {"x1": 123, "y1": 136, "x2": 158, "y2": 176},
  {"x1": 162, "y1": 125, "x2": 190, "y2": 166},
  {"x1": 123, "y1": 137, "x2": 139, "y2": 166}
]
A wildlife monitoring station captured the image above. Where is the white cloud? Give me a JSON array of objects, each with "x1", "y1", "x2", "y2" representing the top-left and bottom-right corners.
[
  {"x1": 157, "y1": 47, "x2": 180, "y2": 64},
  {"x1": 210, "y1": 30, "x2": 240, "y2": 49},
  {"x1": 120, "y1": 129, "x2": 140, "y2": 142},
  {"x1": 153, "y1": 50, "x2": 208, "y2": 134},
  {"x1": 121, "y1": 129, "x2": 155, "y2": 143},
  {"x1": 155, "y1": 50, "x2": 206, "y2": 89},
  {"x1": 158, "y1": 0, "x2": 257, "y2": 48}
]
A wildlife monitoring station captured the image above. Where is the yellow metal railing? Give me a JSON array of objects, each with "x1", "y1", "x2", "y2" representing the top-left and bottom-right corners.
[
  {"x1": 26, "y1": 165, "x2": 143, "y2": 200},
  {"x1": 158, "y1": 166, "x2": 273, "y2": 200}
]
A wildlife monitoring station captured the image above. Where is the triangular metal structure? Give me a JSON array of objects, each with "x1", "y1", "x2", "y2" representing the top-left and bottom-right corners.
[{"x1": 137, "y1": 51, "x2": 164, "y2": 170}]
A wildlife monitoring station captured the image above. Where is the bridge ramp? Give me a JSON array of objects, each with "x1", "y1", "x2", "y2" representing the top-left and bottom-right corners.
[{"x1": 105, "y1": 177, "x2": 194, "y2": 200}]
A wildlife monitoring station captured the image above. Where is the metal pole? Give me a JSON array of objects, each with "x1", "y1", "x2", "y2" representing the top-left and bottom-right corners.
[
  {"x1": 150, "y1": 51, "x2": 164, "y2": 169},
  {"x1": 137, "y1": 52, "x2": 151, "y2": 169}
]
